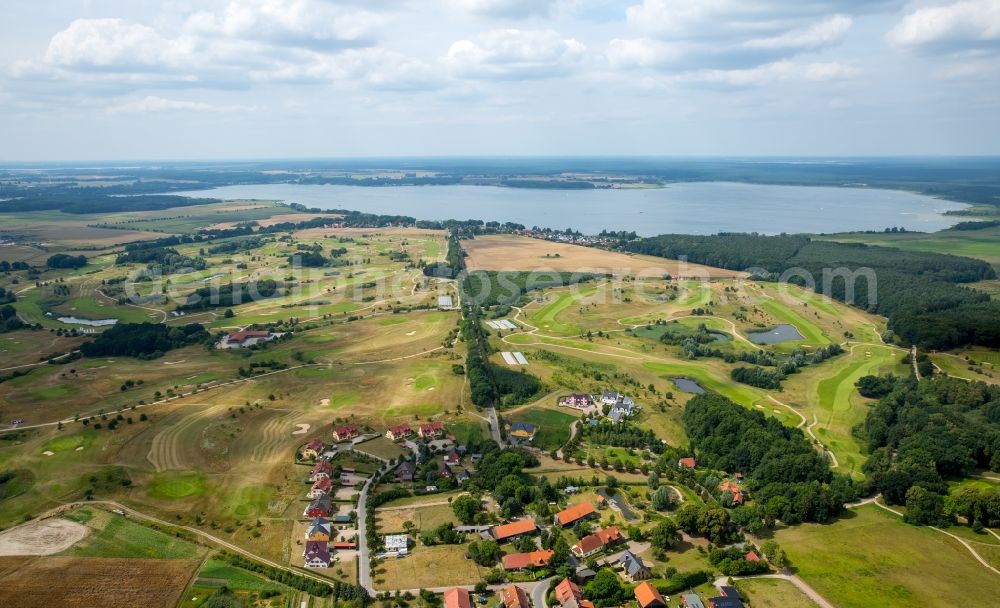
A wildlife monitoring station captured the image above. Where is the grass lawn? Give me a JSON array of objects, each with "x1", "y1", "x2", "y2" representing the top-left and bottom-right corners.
[
  {"x1": 735, "y1": 578, "x2": 815, "y2": 608},
  {"x1": 506, "y1": 407, "x2": 577, "y2": 451},
  {"x1": 355, "y1": 436, "x2": 407, "y2": 461},
  {"x1": 373, "y1": 544, "x2": 489, "y2": 590},
  {"x1": 774, "y1": 504, "x2": 1000, "y2": 607},
  {"x1": 149, "y1": 472, "x2": 208, "y2": 500},
  {"x1": 376, "y1": 502, "x2": 460, "y2": 534},
  {"x1": 64, "y1": 508, "x2": 204, "y2": 559}
]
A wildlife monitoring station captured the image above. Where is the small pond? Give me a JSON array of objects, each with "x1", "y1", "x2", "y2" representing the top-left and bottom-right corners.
[
  {"x1": 58, "y1": 316, "x2": 118, "y2": 327},
  {"x1": 708, "y1": 331, "x2": 730, "y2": 342},
  {"x1": 673, "y1": 378, "x2": 706, "y2": 394},
  {"x1": 747, "y1": 323, "x2": 804, "y2": 345}
]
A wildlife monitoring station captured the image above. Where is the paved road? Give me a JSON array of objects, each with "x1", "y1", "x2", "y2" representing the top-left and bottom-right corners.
[
  {"x1": 531, "y1": 576, "x2": 555, "y2": 608},
  {"x1": 911, "y1": 345, "x2": 922, "y2": 380},
  {"x1": 486, "y1": 405, "x2": 504, "y2": 447}
]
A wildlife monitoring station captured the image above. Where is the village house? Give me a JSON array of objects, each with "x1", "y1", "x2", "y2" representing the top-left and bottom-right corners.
[
  {"x1": 682, "y1": 594, "x2": 707, "y2": 608},
  {"x1": 418, "y1": 421, "x2": 445, "y2": 439},
  {"x1": 311, "y1": 460, "x2": 333, "y2": 481},
  {"x1": 218, "y1": 329, "x2": 279, "y2": 349},
  {"x1": 678, "y1": 457, "x2": 696, "y2": 469},
  {"x1": 554, "y1": 502, "x2": 597, "y2": 527},
  {"x1": 332, "y1": 424, "x2": 360, "y2": 442},
  {"x1": 305, "y1": 495, "x2": 333, "y2": 518},
  {"x1": 309, "y1": 476, "x2": 334, "y2": 498},
  {"x1": 635, "y1": 582, "x2": 666, "y2": 608},
  {"x1": 300, "y1": 438, "x2": 325, "y2": 460},
  {"x1": 492, "y1": 518, "x2": 538, "y2": 543},
  {"x1": 571, "y1": 526, "x2": 623, "y2": 558},
  {"x1": 456, "y1": 468, "x2": 472, "y2": 484},
  {"x1": 438, "y1": 461, "x2": 454, "y2": 479},
  {"x1": 554, "y1": 578, "x2": 595, "y2": 608},
  {"x1": 608, "y1": 397, "x2": 637, "y2": 423},
  {"x1": 618, "y1": 550, "x2": 651, "y2": 582},
  {"x1": 708, "y1": 587, "x2": 745, "y2": 608},
  {"x1": 386, "y1": 424, "x2": 413, "y2": 441},
  {"x1": 384, "y1": 534, "x2": 409, "y2": 556},
  {"x1": 444, "y1": 448, "x2": 461, "y2": 466},
  {"x1": 505, "y1": 421, "x2": 537, "y2": 444},
  {"x1": 600, "y1": 391, "x2": 622, "y2": 405},
  {"x1": 561, "y1": 393, "x2": 593, "y2": 409},
  {"x1": 744, "y1": 550, "x2": 762, "y2": 563},
  {"x1": 396, "y1": 461, "x2": 416, "y2": 483},
  {"x1": 444, "y1": 588, "x2": 472, "y2": 608},
  {"x1": 501, "y1": 549, "x2": 555, "y2": 571},
  {"x1": 303, "y1": 540, "x2": 331, "y2": 568},
  {"x1": 502, "y1": 585, "x2": 531, "y2": 608},
  {"x1": 305, "y1": 517, "x2": 331, "y2": 542},
  {"x1": 719, "y1": 480, "x2": 744, "y2": 505}
]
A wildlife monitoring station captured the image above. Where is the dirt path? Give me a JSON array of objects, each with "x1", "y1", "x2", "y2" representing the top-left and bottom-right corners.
[{"x1": 716, "y1": 574, "x2": 834, "y2": 608}]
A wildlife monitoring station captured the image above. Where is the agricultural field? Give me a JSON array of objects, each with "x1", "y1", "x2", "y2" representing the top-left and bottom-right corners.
[{"x1": 372, "y1": 544, "x2": 490, "y2": 591}]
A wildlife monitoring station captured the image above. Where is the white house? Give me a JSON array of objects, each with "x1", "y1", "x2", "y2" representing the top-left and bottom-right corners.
[{"x1": 384, "y1": 534, "x2": 409, "y2": 556}]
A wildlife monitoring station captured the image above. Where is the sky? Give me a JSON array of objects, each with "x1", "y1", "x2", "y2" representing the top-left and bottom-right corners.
[{"x1": 1, "y1": 0, "x2": 999, "y2": 160}]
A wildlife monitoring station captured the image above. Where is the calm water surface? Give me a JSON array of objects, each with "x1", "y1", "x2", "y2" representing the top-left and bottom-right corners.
[{"x1": 175, "y1": 182, "x2": 965, "y2": 235}]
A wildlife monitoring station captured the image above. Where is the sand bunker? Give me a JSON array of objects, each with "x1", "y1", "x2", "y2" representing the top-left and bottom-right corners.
[
  {"x1": 0, "y1": 518, "x2": 89, "y2": 556},
  {"x1": 42, "y1": 451, "x2": 54, "y2": 456},
  {"x1": 292, "y1": 423, "x2": 311, "y2": 436},
  {"x1": 406, "y1": 331, "x2": 416, "y2": 336},
  {"x1": 319, "y1": 398, "x2": 330, "y2": 406}
]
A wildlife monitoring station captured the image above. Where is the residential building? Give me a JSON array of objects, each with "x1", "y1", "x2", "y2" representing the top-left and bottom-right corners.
[
  {"x1": 444, "y1": 448, "x2": 461, "y2": 466},
  {"x1": 386, "y1": 424, "x2": 413, "y2": 441},
  {"x1": 445, "y1": 588, "x2": 472, "y2": 608},
  {"x1": 678, "y1": 457, "x2": 696, "y2": 469},
  {"x1": 396, "y1": 461, "x2": 416, "y2": 483},
  {"x1": 384, "y1": 534, "x2": 409, "y2": 556},
  {"x1": 608, "y1": 397, "x2": 637, "y2": 423},
  {"x1": 505, "y1": 421, "x2": 537, "y2": 443},
  {"x1": 554, "y1": 502, "x2": 597, "y2": 527},
  {"x1": 554, "y1": 578, "x2": 594, "y2": 608},
  {"x1": 600, "y1": 391, "x2": 621, "y2": 405},
  {"x1": 634, "y1": 582, "x2": 665, "y2": 608},
  {"x1": 305, "y1": 517, "x2": 331, "y2": 542},
  {"x1": 332, "y1": 424, "x2": 360, "y2": 442},
  {"x1": 719, "y1": 480, "x2": 744, "y2": 505},
  {"x1": 418, "y1": 421, "x2": 445, "y2": 438},
  {"x1": 502, "y1": 549, "x2": 555, "y2": 571},
  {"x1": 562, "y1": 393, "x2": 593, "y2": 408},
  {"x1": 438, "y1": 461, "x2": 454, "y2": 479},
  {"x1": 502, "y1": 585, "x2": 530, "y2": 608},
  {"x1": 456, "y1": 468, "x2": 472, "y2": 484},
  {"x1": 305, "y1": 495, "x2": 333, "y2": 518},
  {"x1": 682, "y1": 595, "x2": 707, "y2": 608},
  {"x1": 744, "y1": 551, "x2": 762, "y2": 563},
  {"x1": 311, "y1": 460, "x2": 333, "y2": 481},
  {"x1": 708, "y1": 587, "x2": 745, "y2": 608},
  {"x1": 571, "y1": 526, "x2": 623, "y2": 558},
  {"x1": 618, "y1": 550, "x2": 651, "y2": 582},
  {"x1": 492, "y1": 518, "x2": 538, "y2": 542},
  {"x1": 309, "y1": 476, "x2": 333, "y2": 498},
  {"x1": 300, "y1": 438, "x2": 325, "y2": 459},
  {"x1": 303, "y1": 540, "x2": 331, "y2": 568}
]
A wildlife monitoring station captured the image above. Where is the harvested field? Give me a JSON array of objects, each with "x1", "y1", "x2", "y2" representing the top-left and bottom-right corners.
[
  {"x1": 463, "y1": 234, "x2": 740, "y2": 278},
  {"x1": 0, "y1": 556, "x2": 198, "y2": 608},
  {"x1": 0, "y1": 517, "x2": 89, "y2": 555}
]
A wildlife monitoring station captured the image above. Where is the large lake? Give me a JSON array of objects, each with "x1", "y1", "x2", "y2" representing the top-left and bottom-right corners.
[{"x1": 175, "y1": 182, "x2": 965, "y2": 235}]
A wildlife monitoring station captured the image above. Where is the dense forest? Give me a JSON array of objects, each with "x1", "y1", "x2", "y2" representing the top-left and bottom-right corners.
[
  {"x1": 80, "y1": 322, "x2": 210, "y2": 358},
  {"x1": 465, "y1": 269, "x2": 600, "y2": 307},
  {"x1": 177, "y1": 279, "x2": 281, "y2": 311},
  {"x1": 860, "y1": 375, "x2": 1000, "y2": 522},
  {"x1": 626, "y1": 234, "x2": 999, "y2": 349},
  {"x1": 683, "y1": 393, "x2": 859, "y2": 523},
  {"x1": 45, "y1": 253, "x2": 87, "y2": 269}
]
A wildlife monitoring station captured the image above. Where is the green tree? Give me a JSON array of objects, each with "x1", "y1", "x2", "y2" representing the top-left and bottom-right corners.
[
  {"x1": 451, "y1": 495, "x2": 482, "y2": 525},
  {"x1": 649, "y1": 518, "x2": 679, "y2": 551}
]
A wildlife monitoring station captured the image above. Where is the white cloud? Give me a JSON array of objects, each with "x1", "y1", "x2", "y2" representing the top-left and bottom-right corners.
[
  {"x1": 743, "y1": 15, "x2": 853, "y2": 52},
  {"x1": 888, "y1": 0, "x2": 1000, "y2": 50},
  {"x1": 45, "y1": 18, "x2": 194, "y2": 70},
  {"x1": 445, "y1": 0, "x2": 560, "y2": 19},
  {"x1": 606, "y1": 38, "x2": 683, "y2": 69},
  {"x1": 674, "y1": 60, "x2": 859, "y2": 87},
  {"x1": 106, "y1": 95, "x2": 253, "y2": 114},
  {"x1": 446, "y1": 29, "x2": 585, "y2": 79}
]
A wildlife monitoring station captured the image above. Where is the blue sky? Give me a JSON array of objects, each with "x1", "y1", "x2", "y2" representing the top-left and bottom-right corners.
[{"x1": 1, "y1": 0, "x2": 998, "y2": 160}]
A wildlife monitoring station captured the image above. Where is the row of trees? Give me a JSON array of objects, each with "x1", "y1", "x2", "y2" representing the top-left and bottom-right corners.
[{"x1": 79, "y1": 322, "x2": 211, "y2": 358}]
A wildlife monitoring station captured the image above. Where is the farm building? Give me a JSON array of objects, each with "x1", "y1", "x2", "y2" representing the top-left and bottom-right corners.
[
  {"x1": 492, "y1": 518, "x2": 538, "y2": 542},
  {"x1": 501, "y1": 549, "x2": 554, "y2": 571},
  {"x1": 333, "y1": 424, "x2": 360, "y2": 442},
  {"x1": 571, "y1": 526, "x2": 623, "y2": 558},
  {"x1": 438, "y1": 295, "x2": 455, "y2": 310},
  {"x1": 384, "y1": 534, "x2": 409, "y2": 556},
  {"x1": 554, "y1": 502, "x2": 597, "y2": 527}
]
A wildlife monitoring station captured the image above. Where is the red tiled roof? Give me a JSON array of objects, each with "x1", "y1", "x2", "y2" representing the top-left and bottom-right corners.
[
  {"x1": 745, "y1": 551, "x2": 762, "y2": 562},
  {"x1": 445, "y1": 588, "x2": 472, "y2": 608},
  {"x1": 502, "y1": 586, "x2": 530, "y2": 608},
  {"x1": 679, "y1": 457, "x2": 696, "y2": 468},
  {"x1": 555, "y1": 579, "x2": 583, "y2": 606},
  {"x1": 635, "y1": 582, "x2": 665, "y2": 608},
  {"x1": 572, "y1": 526, "x2": 622, "y2": 555},
  {"x1": 502, "y1": 550, "x2": 554, "y2": 570},
  {"x1": 555, "y1": 502, "x2": 596, "y2": 526},
  {"x1": 493, "y1": 518, "x2": 537, "y2": 541}
]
